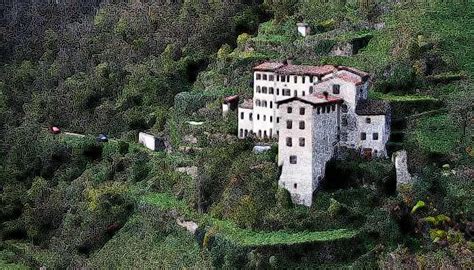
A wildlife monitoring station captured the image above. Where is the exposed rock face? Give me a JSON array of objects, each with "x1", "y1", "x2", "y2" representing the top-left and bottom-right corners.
[
  {"x1": 330, "y1": 42, "x2": 353, "y2": 56},
  {"x1": 176, "y1": 218, "x2": 198, "y2": 234},
  {"x1": 392, "y1": 150, "x2": 413, "y2": 185},
  {"x1": 176, "y1": 166, "x2": 198, "y2": 179},
  {"x1": 183, "y1": 134, "x2": 198, "y2": 144}
]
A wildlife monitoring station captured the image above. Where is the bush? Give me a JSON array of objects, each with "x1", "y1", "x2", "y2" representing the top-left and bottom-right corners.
[
  {"x1": 174, "y1": 92, "x2": 210, "y2": 116},
  {"x1": 374, "y1": 62, "x2": 417, "y2": 93}
]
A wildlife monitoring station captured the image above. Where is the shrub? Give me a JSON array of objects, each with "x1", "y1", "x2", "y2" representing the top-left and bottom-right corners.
[{"x1": 174, "y1": 92, "x2": 209, "y2": 116}]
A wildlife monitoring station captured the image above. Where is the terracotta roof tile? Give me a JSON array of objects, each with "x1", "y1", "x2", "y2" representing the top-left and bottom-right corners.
[
  {"x1": 239, "y1": 99, "x2": 254, "y2": 109},
  {"x1": 253, "y1": 62, "x2": 285, "y2": 71},
  {"x1": 276, "y1": 64, "x2": 336, "y2": 76}
]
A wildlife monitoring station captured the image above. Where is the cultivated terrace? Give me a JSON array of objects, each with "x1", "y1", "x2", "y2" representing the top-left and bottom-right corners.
[{"x1": 0, "y1": 0, "x2": 472, "y2": 269}]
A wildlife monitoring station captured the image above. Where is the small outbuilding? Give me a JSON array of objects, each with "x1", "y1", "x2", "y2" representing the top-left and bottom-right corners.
[
  {"x1": 138, "y1": 132, "x2": 166, "y2": 151},
  {"x1": 297, "y1": 23, "x2": 310, "y2": 37},
  {"x1": 222, "y1": 95, "x2": 239, "y2": 117}
]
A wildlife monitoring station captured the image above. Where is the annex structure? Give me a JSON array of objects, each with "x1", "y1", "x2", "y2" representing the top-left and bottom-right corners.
[{"x1": 237, "y1": 61, "x2": 391, "y2": 206}]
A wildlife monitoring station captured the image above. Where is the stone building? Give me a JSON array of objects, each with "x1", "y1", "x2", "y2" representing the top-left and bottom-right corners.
[{"x1": 238, "y1": 62, "x2": 391, "y2": 206}]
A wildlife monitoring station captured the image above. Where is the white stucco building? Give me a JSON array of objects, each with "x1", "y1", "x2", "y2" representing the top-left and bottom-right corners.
[{"x1": 238, "y1": 62, "x2": 391, "y2": 206}]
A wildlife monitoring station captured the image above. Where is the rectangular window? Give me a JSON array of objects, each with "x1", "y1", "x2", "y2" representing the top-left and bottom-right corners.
[
  {"x1": 294, "y1": 76, "x2": 297, "y2": 83},
  {"x1": 290, "y1": 155, "x2": 297, "y2": 164},
  {"x1": 239, "y1": 129, "x2": 243, "y2": 137},
  {"x1": 310, "y1": 76, "x2": 314, "y2": 83},
  {"x1": 302, "y1": 91, "x2": 305, "y2": 96},
  {"x1": 341, "y1": 115, "x2": 348, "y2": 126},
  {"x1": 257, "y1": 114, "x2": 260, "y2": 120},
  {"x1": 277, "y1": 117, "x2": 280, "y2": 123},
  {"x1": 256, "y1": 73, "x2": 261, "y2": 80},
  {"x1": 277, "y1": 75, "x2": 280, "y2": 82},
  {"x1": 366, "y1": 117, "x2": 371, "y2": 124},
  {"x1": 269, "y1": 75, "x2": 274, "y2": 81},
  {"x1": 302, "y1": 77, "x2": 306, "y2": 84},
  {"x1": 309, "y1": 86, "x2": 313, "y2": 94},
  {"x1": 287, "y1": 107, "x2": 292, "y2": 114},
  {"x1": 240, "y1": 112, "x2": 244, "y2": 119},
  {"x1": 332, "y1": 84, "x2": 340, "y2": 94},
  {"x1": 286, "y1": 120, "x2": 292, "y2": 129},
  {"x1": 270, "y1": 101, "x2": 273, "y2": 108},
  {"x1": 294, "y1": 183, "x2": 297, "y2": 189},
  {"x1": 249, "y1": 113, "x2": 253, "y2": 121},
  {"x1": 299, "y1": 138, "x2": 305, "y2": 147},
  {"x1": 270, "y1": 116, "x2": 273, "y2": 122},
  {"x1": 299, "y1": 121, "x2": 305, "y2": 130},
  {"x1": 300, "y1": 107, "x2": 305, "y2": 115},
  {"x1": 277, "y1": 88, "x2": 280, "y2": 95},
  {"x1": 263, "y1": 74, "x2": 267, "y2": 80},
  {"x1": 262, "y1": 87, "x2": 267, "y2": 94},
  {"x1": 269, "y1": 87, "x2": 274, "y2": 94},
  {"x1": 373, "y1": 133, "x2": 379, "y2": 140},
  {"x1": 361, "y1": 132, "x2": 367, "y2": 140},
  {"x1": 286, "y1": 137, "x2": 292, "y2": 147}
]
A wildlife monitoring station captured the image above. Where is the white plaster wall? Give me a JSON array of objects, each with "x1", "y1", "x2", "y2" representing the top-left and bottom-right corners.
[
  {"x1": 356, "y1": 114, "x2": 389, "y2": 156},
  {"x1": 297, "y1": 26, "x2": 310, "y2": 37},
  {"x1": 139, "y1": 132, "x2": 156, "y2": 151},
  {"x1": 254, "y1": 71, "x2": 278, "y2": 138},
  {"x1": 238, "y1": 107, "x2": 253, "y2": 138},
  {"x1": 222, "y1": 103, "x2": 229, "y2": 117},
  {"x1": 252, "y1": 71, "x2": 320, "y2": 139}
]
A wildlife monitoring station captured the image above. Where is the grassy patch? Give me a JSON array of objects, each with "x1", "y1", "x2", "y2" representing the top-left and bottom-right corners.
[
  {"x1": 141, "y1": 193, "x2": 359, "y2": 247},
  {"x1": 370, "y1": 92, "x2": 438, "y2": 102},
  {"x1": 412, "y1": 113, "x2": 461, "y2": 154}
]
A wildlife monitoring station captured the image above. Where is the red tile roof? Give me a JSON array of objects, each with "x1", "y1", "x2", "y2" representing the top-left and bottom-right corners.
[
  {"x1": 224, "y1": 95, "x2": 239, "y2": 104},
  {"x1": 336, "y1": 66, "x2": 370, "y2": 78},
  {"x1": 335, "y1": 70, "x2": 364, "y2": 85},
  {"x1": 239, "y1": 99, "x2": 254, "y2": 109},
  {"x1": 253, "y1": 62, "x2": 285, "y2": 72},
  {"x1": 276, "y1": 64, "x2": 336, "y2": 76},
  {"x1": 253, "y1": 62, "x2": 370, "y2": 84}
]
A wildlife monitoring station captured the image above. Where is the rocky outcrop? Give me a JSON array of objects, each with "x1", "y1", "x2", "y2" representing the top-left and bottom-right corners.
[
  {"x1": 392, "y1": 150, "x2": 413, "y2": 186},
  {"x1": 176, "y1": 166, "x2": 198, "y2": 179}
]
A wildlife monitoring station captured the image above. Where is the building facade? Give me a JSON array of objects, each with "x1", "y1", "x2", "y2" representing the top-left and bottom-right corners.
[{"x1": 238, "y1": 62, "x2": 391, "y2": 206}]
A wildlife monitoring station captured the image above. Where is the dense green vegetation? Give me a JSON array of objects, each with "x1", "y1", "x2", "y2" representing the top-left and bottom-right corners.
[{"x1": 0, "y1": 0, "x2": 472, "y2": 268}]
